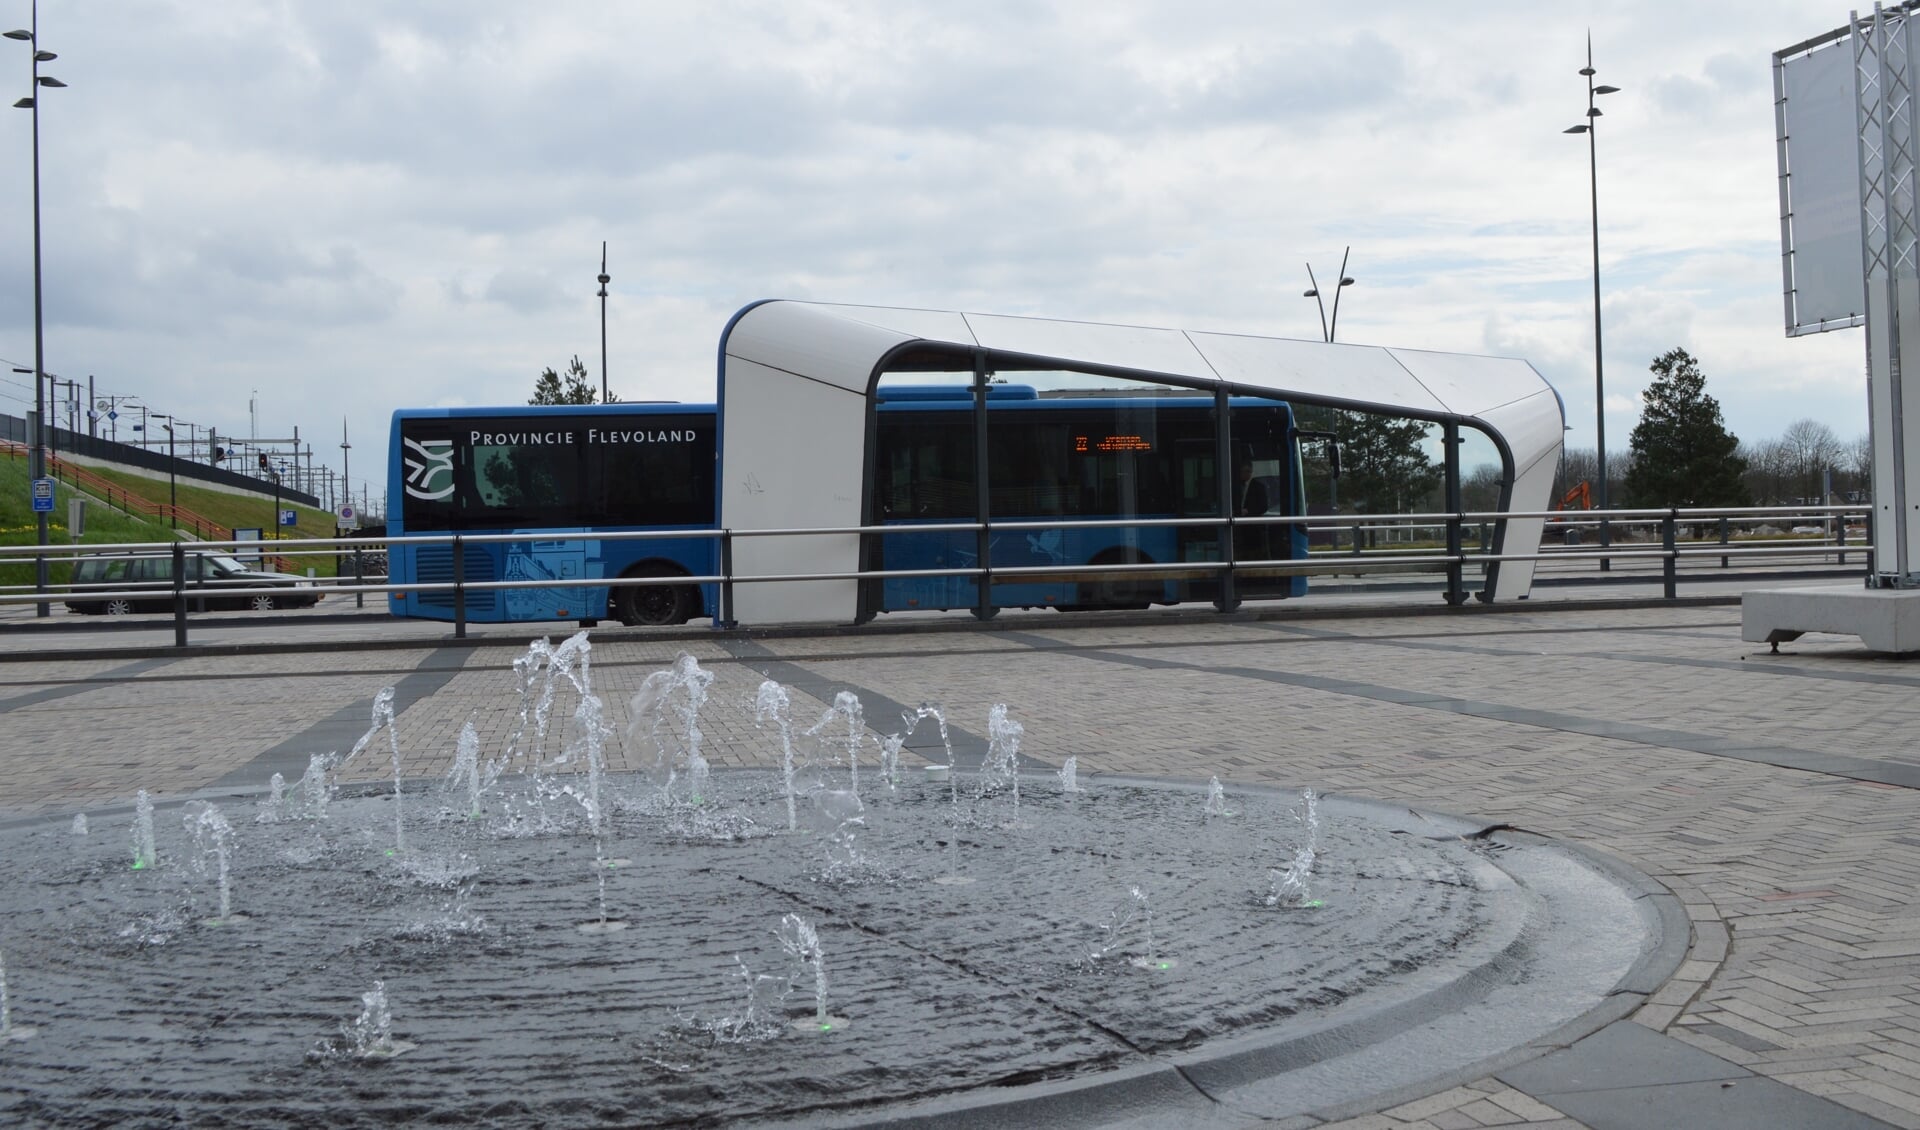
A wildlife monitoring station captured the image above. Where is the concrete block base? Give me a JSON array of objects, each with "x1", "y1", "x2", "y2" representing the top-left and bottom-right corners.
[{"x1": 1741, "y1": 585, "x2": 1920, "y2": 653}]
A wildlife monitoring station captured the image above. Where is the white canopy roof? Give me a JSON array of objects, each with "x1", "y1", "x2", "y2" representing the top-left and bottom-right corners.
[{"x1": 718, "y1": 300, "x2": 1564, "y2": 624}]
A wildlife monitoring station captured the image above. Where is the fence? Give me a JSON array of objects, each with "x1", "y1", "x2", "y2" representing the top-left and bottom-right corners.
[
  {"x1": 0, "y1": 502, "x2": 1875, "y2": 646},
  {"x1": 0, "y1": 414, "x2": 321, "y2": 507}
]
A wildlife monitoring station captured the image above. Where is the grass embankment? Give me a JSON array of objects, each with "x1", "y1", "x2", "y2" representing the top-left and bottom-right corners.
[
  {"x1": 76, "y1": 464, "x2": 340, "y2": 548},
  {"x1": 0, "y1": 451, "x2": 347, "y2": 587},
  {"x1": 0, "y1": 451, "x2": 175, "y2": 588}
]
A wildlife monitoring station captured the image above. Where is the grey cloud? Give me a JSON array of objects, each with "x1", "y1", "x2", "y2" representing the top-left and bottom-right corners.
[{"x1": 484, "y1": 268, "x2": 566, "y2": 314}]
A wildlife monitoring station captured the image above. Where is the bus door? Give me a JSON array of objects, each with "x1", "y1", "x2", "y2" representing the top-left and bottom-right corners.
[{"x1": 1174, "y1": 437, "x2": 1222, "y2": 577}]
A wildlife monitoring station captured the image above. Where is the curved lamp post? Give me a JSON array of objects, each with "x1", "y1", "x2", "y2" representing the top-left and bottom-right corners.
[
  {"x1": 1302, "y1": 246, "x2": 1355, "y2": 344},
  {"x1": 1564, "y1": 35, "x2": 1619, "y2": 563},
  {"x1": 6, "y1": 0, "x2": 66, "y2": 616}
]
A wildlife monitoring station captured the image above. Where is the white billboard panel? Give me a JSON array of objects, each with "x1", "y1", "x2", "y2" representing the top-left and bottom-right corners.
[{"x1": 1777, "y1": 36, "x2": 1865, "y2": 336}]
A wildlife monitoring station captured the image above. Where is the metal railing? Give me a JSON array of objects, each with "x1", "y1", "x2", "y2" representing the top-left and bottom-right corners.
[{"x1": 0, "y1": 504, "x2": 1874, "y2": 645}]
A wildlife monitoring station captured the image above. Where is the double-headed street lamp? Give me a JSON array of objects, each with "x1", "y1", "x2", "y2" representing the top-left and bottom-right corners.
[
  {"x1": 1302, "y1": 246, "x2": 1355, "y2": 344},
  {"x1": 1564, "y1": 35, "x2": 1619, "y2": 556},
  {"x1": 5, "y1": 0, "x2": 64, "y2": 617}
]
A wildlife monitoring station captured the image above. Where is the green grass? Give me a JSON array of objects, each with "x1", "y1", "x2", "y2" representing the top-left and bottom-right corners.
[
  {"x1": 0, "y1": 450, "x2": 179, "y2": 588},
  {"x1": 74, "y1": 463, "x2": 341, "y2": 544},
  {"x1": 0, "y1": 450, "x2": 348, "y2": 586}
]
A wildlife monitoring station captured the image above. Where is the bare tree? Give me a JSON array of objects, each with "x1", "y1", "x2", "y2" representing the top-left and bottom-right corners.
[
  {"x1": 1778, "y1": 418, "x2": 1843, "y2": 501},
  {"x1": 1740, "y1": 438, "x2": 1788, "y2": 505},
  {"x1": 1462, "y1": 464, "x2": 1504, "y2": 512}
]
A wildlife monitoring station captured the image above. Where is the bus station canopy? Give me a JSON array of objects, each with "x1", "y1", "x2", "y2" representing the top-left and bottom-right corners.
[{"x1": 718, "y1": 299, "x2": 1564, "y2": 625}]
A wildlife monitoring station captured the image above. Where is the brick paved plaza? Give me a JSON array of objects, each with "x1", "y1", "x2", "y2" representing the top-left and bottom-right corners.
[{"x1": 2, "y1": 601, "x2": 1917, "y2": 1127}]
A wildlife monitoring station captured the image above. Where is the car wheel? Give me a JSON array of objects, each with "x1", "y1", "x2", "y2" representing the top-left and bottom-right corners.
[
  {"x1": 248, "y1": 592, "x2": 278, "y2": 612},
  {"x1": 105, "y1": 598, "x2": 134, "y2": 616},
  {"x1": 614, "y1": 567, "x2": 694, "y2": 626}
]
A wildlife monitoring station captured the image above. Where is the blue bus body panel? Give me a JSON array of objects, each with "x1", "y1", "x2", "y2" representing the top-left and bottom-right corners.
[{"x1": 389, "y1": 531, "x2": 718, "y2": 623}]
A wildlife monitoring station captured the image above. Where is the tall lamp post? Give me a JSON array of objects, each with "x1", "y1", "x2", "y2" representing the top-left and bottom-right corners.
[
  {"x1": 1303, "y1": 249, "x2": 1356, "y2": 515},
  {"x1": 1302, "y1": 247, "x2": 1355, "y2": 344},
  {"x1": 153, "y1": 415, "x2": 177, "y2": 529},
  {"x1": 1564, "y1": 35, "x2": 1619, "y2": 563},
  {"x1": 339, "y1": 417, "x2": 351, "y2": 525},
  {"x1": 596, "y1": 242, "x2": 610, "y2": 403},
  {"x1": 5, "y1": 1, "x2": 65, "y2": 617}
]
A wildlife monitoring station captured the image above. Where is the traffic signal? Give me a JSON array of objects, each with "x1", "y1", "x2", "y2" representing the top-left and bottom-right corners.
[
  {"x1": 258, "y1": 452, "x2": 269, "y2": 471},
  {"x1": 211, "y1": 445, "x2": 226, "y2": 462}
]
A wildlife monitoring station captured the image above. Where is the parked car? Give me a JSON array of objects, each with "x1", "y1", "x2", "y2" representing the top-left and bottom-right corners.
[{"x1": 65, "y1": 549, "x2": 322, "y2": 615}]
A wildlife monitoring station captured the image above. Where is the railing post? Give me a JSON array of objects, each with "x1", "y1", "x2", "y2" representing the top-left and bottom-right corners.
[
  {"x1": 971, "y1": 354, "x2": 997, "y2": 622},
  {"x1": 353, "y1": 545, "x2": 365, "y2": 609},
  {"x1": 1835, "y1": 512, "x2": 1848, "y2": 566},
  {"x1": 719, "y1": 528, "x2": 737, "y2": 629},
  {"x1": 1441, "y1": 421, "x2": 1465, "y2": 606},
  {"x1": 172, "y1": 540, "x2": 188, "y2": 647},
  {"x1": 1719, "y1": 515, "x2": 1730, "y2": 569},
  {"x1": 1445, "y1": 511, "x2": 1465, "y2": 605},
  {"x1": 452, "y1": 535, "x2": 467, "y2": 640},
  {"x1": 1662, "y1": 509, "x2": 1678, "y2": 599},
  {"x1": 1216, "y1": 387, "x2": 1237, "y2": 613}
]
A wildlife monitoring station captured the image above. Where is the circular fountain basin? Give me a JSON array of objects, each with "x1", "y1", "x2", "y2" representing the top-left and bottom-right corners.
[{"x1": 0, "y1": 772, "x2": 1674, "y2": 1128}]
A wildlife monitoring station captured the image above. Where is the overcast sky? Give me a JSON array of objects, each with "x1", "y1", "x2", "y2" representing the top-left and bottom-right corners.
[{"x1": 0, "y1": 1, "x2": 1873, "y2": 508}]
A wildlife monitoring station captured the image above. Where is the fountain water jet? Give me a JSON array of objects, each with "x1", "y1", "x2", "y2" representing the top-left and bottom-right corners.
[
  {"x1": 0, "y1": 950, "x2": 35, "y2": 1042},
  {"x1": 753, "y1": 680, "x2": 801, "y2": 831},
  {"x1": 778, "y1": 913, "x2": 846, "y2": 1034},
  {"x1": 184, "y1": 801, "x2": 245, "y2": 925},
  {"x1": 806, "y1": 691, "x2": 866, "y2": 799},
  {"x1": 1205, "y1": 776, "x2": 1231, "y2": 818},
  {"x1": 130, "y1": 789, "x2": 156, "y2": 870}
]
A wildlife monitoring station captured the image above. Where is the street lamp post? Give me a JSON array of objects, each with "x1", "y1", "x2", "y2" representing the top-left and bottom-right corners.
[
  {"x1": 597, "y1": 242, "x2": 610, "y2": 403},
  {"x1": 339, "y1": 417, "x2": 351, "y2": 525},
  {"x1": 153, "y1": 415, "x2": 177, "y2": 528},
  {"x1": 1302, "y1": 247, "x2": 1355, "y2": 345},
  {"x1": 1564, "y1": 35, "x2": 1620, "y2": 566},
  {"x1": 5, "y1": 2, "x2": 64, "y2": 617},
  {"x1": 1303, "y1": 248, "x2": 1356, "y2": 515}
]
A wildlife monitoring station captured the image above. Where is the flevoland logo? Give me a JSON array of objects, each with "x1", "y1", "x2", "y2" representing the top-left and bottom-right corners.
[{"x1": 403, "y1": 437, "x2": 455, "y2": 500}]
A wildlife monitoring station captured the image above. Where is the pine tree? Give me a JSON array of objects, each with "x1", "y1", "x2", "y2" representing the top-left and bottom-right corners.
[
  {"x1": 528, "y1": 355, "x2": 601, "y2": 405},
  {"x1": 1333, "y1": 410, "x2": 1442, "y2": 514},
  {"x1": 1624, "y1": 348, "x2": 1749, "y2": 507}
]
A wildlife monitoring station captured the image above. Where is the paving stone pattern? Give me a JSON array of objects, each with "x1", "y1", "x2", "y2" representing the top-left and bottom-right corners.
[{"x1": 3, "y1": 607, "x2": 1919, "y2": 1127}]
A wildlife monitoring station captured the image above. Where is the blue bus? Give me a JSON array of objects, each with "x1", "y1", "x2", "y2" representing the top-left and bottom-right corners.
[
  {"x1": 387, "y1": 388, "x2": 1306, "y2": 626},
  {"x1": 388, "y1": 403, "x2": 719, "y2": 626}
]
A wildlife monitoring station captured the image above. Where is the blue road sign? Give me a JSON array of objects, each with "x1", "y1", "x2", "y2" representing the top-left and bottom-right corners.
[
  {"x1": 107, "y1": 409, "x2": 117, "y2": 420},
  {"x1": 30, "y1": 477, "x2": 54, "y2": 513},
  {"x1": 279, "y1": 509, "x2": 297, "y2": 527}
]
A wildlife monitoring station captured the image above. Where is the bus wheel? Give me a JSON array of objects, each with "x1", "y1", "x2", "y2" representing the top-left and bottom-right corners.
[
  {"x1": 615, "y1": 567, "x2": 694, "y2": 626},
  {"x1": 1084, "y1": 549, "x2": 1155, "y2": 610}
]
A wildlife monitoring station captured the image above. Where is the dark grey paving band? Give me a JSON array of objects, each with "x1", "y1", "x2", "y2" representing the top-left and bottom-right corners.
[
  {"x1": 0, "y1": 657, "x2": 177, "y2": 712},
  {"x1": 997, "y1": 633, "x2": 1920, "y2": 790},
  {"x1": 713, "y1": 637, "x2": 1052, "y2": 770},
  {"x1": 1261, "y1": 621, "x2": 1920, "y2": 692},
  {"x1": 208, "y1": 647, "x2": 476, "y2": 788},
  {"x1": 1497, "y1": 1020, "x2": 1894, "y2": 1130}
]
